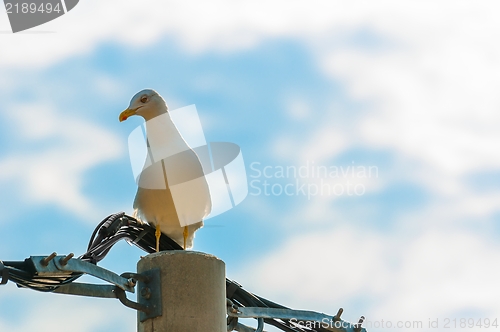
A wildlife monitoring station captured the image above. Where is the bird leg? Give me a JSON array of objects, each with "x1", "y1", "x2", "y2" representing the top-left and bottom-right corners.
[
  {"x1": 155, "y1": 224, "x2": 161, "y2": 252},
  {"x1": 183, "y1": 226, "x2": 188, "y2": 250}
]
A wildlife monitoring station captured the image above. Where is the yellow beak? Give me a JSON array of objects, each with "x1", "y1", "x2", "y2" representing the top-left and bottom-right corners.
[{"x1": 119, "y1": 108, "x2": 136, "y2": 122}]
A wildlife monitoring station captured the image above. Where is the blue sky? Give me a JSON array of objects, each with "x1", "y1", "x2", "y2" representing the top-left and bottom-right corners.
[{"x1": 1, "y1": 1, "x2": 500, "y2": 331}]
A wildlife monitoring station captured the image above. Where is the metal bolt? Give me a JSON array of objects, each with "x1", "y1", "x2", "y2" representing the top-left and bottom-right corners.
[
  {"x1": 141, "y1": 287, "x2": 151, "y2": 299},
  {"x1": 59, "y1": 253, "x2": 74, "y2": 266},
  {"x1": 127, "y1": 278, "x2": 137, "y2": 288},
  {"x1": 41, "y1": 252, "x2": 57, "y2": 266},
  {"x1": 334, "y1": 307, "x2": 343, "y2": 322},
  {"x1": 354, "y1": 316, "x2": 365, "y2": 332}
]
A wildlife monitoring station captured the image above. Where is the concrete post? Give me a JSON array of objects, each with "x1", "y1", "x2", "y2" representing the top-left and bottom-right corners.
[{"x1": 137, "y1": 251, "x2": 226, "y2": 332}]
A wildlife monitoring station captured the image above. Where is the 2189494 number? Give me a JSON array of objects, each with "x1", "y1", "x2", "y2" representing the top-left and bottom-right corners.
[
  {"x1": 5, "y1": 2, "x2": 62, "y2": 14},
  {"x1": 444, "y1": 318, "x2": 498, "y2": 329}
]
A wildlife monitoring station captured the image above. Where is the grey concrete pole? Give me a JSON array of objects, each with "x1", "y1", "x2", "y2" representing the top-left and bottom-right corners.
[{"x1": 137, "y1": 251, "x2": 226, "y2": 332}]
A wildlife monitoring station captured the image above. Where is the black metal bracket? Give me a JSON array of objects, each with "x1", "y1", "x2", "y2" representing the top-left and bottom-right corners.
[
  {"x1": 115, "y1": 287, "x2": 150, "y2": 312},
  {"x1": 112, "y1": 268, "x2": 162, "y2": 320},
  {"x1": 137, "y1": 268, "x2": 162, "y2": 322}
]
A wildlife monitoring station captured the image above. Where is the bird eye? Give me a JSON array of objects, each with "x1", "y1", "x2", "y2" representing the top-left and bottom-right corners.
[{"x1": 140, "y1": 96, "x2": 148, "y2": 103}]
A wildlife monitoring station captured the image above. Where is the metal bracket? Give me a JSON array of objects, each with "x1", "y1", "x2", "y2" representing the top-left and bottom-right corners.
[
  {"x1": 31, "y1": 255, "x2": 134, "y2": 292},
  {"x1": 227, "y1": 306, "x2": 366, "y2": 332},
  {"x1": 234, "y1": 322, "x2": 265, "y2": 332},
  {"x1": 28, "y1": 254, "x2": 163, "y2": 318},
  {"x1": 137, "y1": 268, "x2": 162, "y2": 322},
  {"x1": 115, "y1": 287, "x2": 150, "y2": 313},
  {"x1": 54, "y1": 282, "x2": 160, "y2": 318},
  {"x1": 54, "y1": 283, "x2": 118, "y2": 298},
  {"x1": 53, "y1": 276, "x2": 162, "y2": 322}
]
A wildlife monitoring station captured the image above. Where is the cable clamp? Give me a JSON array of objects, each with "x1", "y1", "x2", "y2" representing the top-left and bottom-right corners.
[{"x1": 0, "y1": 262, "x2": 8, "y2": 285}]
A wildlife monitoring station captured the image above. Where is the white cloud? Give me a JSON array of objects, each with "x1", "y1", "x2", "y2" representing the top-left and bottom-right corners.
[
  {"x1": 0, "y1": 102, "x2": 124, "y2": 218},
  {"x1": 3, "y1": 2, "x2": 500, "y2": 331},
  {"x1": 4, "y1": 0, "x2": 500, "y2": 192},
  {"x1": 0, "y1": 0, "x2": 492, "y2": 70},
  {"x1": 0, "y1": 286, "x2": 134, "y2": 332},
  {"x1": 256, "y1": 1, "x2": 500, "y2": 222},
  {"x1": 236, "y1": 226, "x2": 500, "y2": 331},
  {"x1": 0, "y1": 0, "x2": 349, "y2": 68}
]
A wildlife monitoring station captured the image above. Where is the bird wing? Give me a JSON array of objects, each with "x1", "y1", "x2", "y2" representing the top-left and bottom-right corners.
[
  {"x1": 132, "y1": 110, "x2": 211, "y2": 247},
  {"x1": 133, "y1": 148, "x2": 212, "y2": 226}
]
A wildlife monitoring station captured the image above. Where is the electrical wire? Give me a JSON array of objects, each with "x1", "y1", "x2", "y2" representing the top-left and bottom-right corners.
[{"x1": 0, "y1": 212, "x2": 336, "y2": 332}]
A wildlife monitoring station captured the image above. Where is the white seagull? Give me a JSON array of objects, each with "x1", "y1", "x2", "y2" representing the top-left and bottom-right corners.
[{"x1": 119, "y1": 89, "x2": 211, "y2": 250}]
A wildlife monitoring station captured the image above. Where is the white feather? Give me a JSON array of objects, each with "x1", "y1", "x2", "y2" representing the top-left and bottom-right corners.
[{"x1": 124, "y1": 89, "x2": 211, "y2": 248}]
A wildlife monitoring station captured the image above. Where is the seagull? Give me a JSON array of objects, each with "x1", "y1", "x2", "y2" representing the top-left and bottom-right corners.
[{"x1": 119, "y1": 89, "x2": 211, "y2": 250}]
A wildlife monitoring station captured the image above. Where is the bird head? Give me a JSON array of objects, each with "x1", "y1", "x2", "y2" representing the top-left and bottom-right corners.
[{"x1": 119, "y1": 89, "x2": 168, "y2": 122}]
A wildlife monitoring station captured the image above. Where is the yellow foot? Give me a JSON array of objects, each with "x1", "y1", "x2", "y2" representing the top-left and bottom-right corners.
[
  {"x1": 183, "y1": 226, "x2": 188, "y2": 250},
  {"x1": 155, "y1": 224, "x2": 161, "y2": 252}
]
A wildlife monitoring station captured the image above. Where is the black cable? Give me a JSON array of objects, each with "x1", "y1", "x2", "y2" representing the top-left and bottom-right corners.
[{"x1": 0, "y1": 213, "x2": 336, "y2": 332}]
